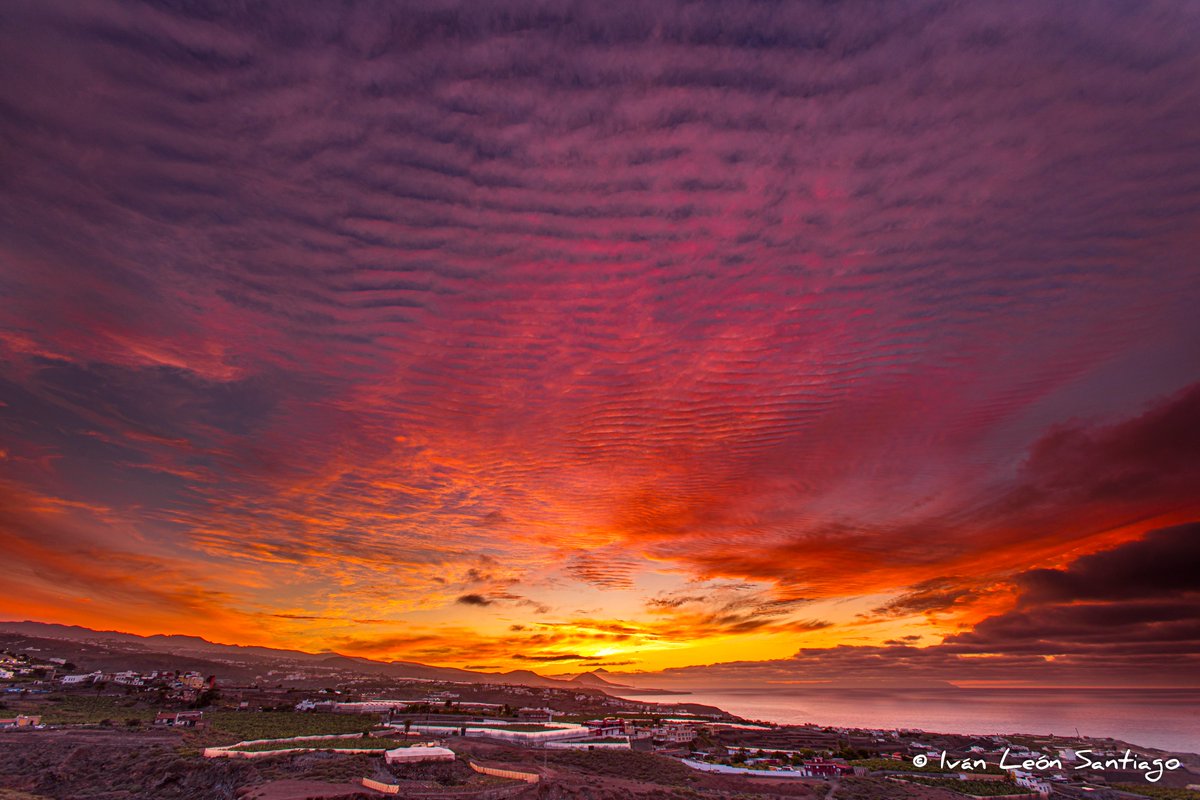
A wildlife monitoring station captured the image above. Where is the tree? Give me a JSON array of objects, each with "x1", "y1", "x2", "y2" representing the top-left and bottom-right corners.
[{"x1": 193, "y1": 687, "x2": 221, "y2": 708}]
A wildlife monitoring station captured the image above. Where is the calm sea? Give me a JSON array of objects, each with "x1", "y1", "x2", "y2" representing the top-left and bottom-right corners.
[{"x1": 616, "y1": 688, "x2": 1200, "y2": 755}]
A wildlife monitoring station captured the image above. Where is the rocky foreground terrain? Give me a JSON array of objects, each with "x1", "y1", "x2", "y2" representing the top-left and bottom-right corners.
[{"x1": 0, "y1": 729, "x2": 975, "y2": 800}]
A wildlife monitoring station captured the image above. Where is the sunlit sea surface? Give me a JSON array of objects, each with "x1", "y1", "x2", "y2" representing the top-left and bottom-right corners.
[{"x1": 615, "y1": 688, "x2": 1200, "y2": 755}]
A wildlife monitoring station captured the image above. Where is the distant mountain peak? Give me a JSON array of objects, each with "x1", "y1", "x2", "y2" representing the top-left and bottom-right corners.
[{"x1": 570, "y1": 670, "x2": 632, "y2": 688}]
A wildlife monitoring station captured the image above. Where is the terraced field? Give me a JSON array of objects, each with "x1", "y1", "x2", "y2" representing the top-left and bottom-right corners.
[{"x1": 229, "y1": 736, "x2": 399, "y2": 752}]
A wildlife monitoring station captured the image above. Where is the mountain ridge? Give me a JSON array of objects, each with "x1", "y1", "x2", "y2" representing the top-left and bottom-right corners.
[{"x1": 0, "y1": 620, "x2": 594, "y2": 690}]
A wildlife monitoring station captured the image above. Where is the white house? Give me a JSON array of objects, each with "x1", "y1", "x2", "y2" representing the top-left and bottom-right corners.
[
  {"x1": 1013, "y1": 770, "x2": 1052, "y2": 796},
  {"x1": 384, "y1": 746, "x2": 456, "y2": 765}
]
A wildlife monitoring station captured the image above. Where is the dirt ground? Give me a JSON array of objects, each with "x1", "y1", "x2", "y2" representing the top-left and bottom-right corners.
[
  {"x1": 0, "y1": 729, "x2": 968, "y2": 800},
  {"x1": 0, "y1": 729, "x2": 374, "y2": 800},
  {"x1": 237, "y1": 779, "x2": 369, "y2": 800}
]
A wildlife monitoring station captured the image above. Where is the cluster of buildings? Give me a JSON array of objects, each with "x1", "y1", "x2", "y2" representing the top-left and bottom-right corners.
[
  {"x1": 287, "y1": 692, "x2": 705, "y2": 753},
  {"x1": 582, "y1": 716, "x2": 698, "y2": 745},
  {"x1": 381, "y1": 713, "x2": 702, "y2": 751},
  {"x1": 3, "y1": 655, "x2": 221, "y2": 711},
  {"x1": 0, "y1": 652, "x2": 55, "y2": 683},
  {"x1": 59, "y1": 669, "x2": 212, "y2": 689},
  {"x1": 688, "y1": 745, "x2": 857, "y2": 778},
  {"x1": 54, "y1": 669, "x2": 215, "y2": 703}
]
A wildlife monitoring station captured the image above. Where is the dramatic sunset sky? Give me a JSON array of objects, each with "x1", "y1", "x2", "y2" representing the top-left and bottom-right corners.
[{"x1": 2, "y1": 1, "x2": 1198, "y2": 687}]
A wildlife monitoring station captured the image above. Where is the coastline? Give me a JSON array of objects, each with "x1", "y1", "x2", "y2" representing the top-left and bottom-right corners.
[{"x1": 620, "y1": 686, "x2": 1200, "y2": 757}]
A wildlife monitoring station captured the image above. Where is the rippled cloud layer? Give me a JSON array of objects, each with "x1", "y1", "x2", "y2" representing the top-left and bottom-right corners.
[{"x1": 1, "y1": 0, "x2": 1198, "y2": 676}]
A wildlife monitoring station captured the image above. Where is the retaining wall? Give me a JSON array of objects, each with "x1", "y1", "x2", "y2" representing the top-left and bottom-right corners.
[
  {"x1": 400, "y1": 723, "x2": 587, "y2": 745},
  {"x1": 543, "y1": 739, "x2": 631, "y2": 750},
  {"x1": 202, "y1": 732, "x2": 439, "y2": 758},
  {"x1": 469, "y1": 761, "x2": 540, "y2": 783}
]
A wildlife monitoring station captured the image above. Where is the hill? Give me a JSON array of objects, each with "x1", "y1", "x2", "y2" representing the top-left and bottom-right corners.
[{"x1": 0, "y1": 620, "x2": 591, "y2": 691}]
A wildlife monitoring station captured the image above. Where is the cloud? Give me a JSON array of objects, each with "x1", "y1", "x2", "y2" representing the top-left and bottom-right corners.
[
  {"x1": 943, "y1": 523, "x2": 1200, "y2": 660},
  {"x1": 269, "y1": 613, "x2": 390, "y2": 624},
  {"x1": 511, "y1": 653, "x2": 588, "y2": 662},
  {"x1": 632, "y1": 525, "x2": 1200, "y2": 687},
  {"x1": 870, "y1": 578, "x2": 979, "y2": 618},
  {"x1": 0, "y1": 0, "x2": 1197, "y2": 673},
  {"x1": 565, "y1": 551, "x2": 638, "y2": 590},
  {"x1": 1016, "y1": 523, "x2": 1200, "y2": 604},
  {"x1": 644, "y1": 584, "x2": 830, "y2": 638},
  {"x1": 643, "y1": 383, "x2": 1200, "y2": 600},
  {"x1": 455, "y1": 594, "x2": 492, "y2": 607}
]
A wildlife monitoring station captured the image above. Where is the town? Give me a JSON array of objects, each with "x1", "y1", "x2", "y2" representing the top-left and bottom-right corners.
[{"x1": 2, "y1": 638, "x2": 1197, "y2": 800}]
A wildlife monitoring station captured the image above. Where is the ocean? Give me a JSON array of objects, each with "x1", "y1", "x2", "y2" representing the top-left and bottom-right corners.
[{"x1": 615, "y1": 687, "x2": 1200, "y2": 755}]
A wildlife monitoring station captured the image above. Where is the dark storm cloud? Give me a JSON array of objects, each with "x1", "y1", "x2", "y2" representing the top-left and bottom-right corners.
[{"x1": 1018, "y1": 523, "x2": 1200, "y2": 604}]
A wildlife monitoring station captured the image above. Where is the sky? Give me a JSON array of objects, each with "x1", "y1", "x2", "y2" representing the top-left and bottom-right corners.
[{"x1": 1, "y1": 0, "x2": 1198, "y2": 687}]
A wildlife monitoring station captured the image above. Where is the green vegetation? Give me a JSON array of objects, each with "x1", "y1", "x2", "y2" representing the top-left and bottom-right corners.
[
  {"x1": 833, "y1": 777, "x2": 926, "y2": 800},
  {"x1": 1115, "y1": 786, "x2": 1200, "y2": 800},
  {"x1": 38, "y1": 695, "x2": 158, "y2": 725},
  {"x1": 229, "y1": 736, "x2": 398, "y2": 752},
  {"x1": 903, "y1": 776, "x2": 1020, "y2": 796},
  {"x1": 851, "y1": 757, "x2": 1004, "y2": 775},
  {"x1": 203, "y1": 710, "x2": 380, "y2": 743}
]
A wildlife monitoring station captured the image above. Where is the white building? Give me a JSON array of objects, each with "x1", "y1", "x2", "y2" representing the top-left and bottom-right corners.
[
  {"x1": 384, "y1": 746, "x2": 455, "y2": 765},
  {"x1": 651, "y1": 724, "x2": 698, "y2": 743},
  {"x1": 331, "y1": 700, "x2": 409, "y2": 714},
  {"x1": 1013, "y1": 770, "x2": 1051, "y2": 796},
  {"x1": 61, "y1": 671, "x2": 102, "y2": 685}
]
